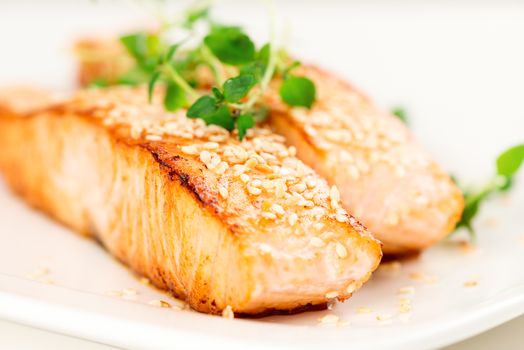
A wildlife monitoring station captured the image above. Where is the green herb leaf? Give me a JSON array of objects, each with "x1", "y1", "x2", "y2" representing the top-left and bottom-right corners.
[
  {"x1": 496, "y1": 144, "x2": 524, "y2": 178},
  {"x1": 279, "y1": 75, "x2": 316, "y2": 108},
  {"x1": 120, "y1": 32, "x2": 148, "y2": 61},
  {"x1": 212, "y1": 87, "x2": 224, "y2": 103},
  {"x1": 184, "y1": 6, "x2": 209, "y2": 28},
  {"x1": 455, "y1": 144, "x2": 524, "y2": 237},
  {"x1": 120, "y1": 32, "x2": 161, "y2": 72},
  {"x1": 236, "y1": 114, "x2": 255, "y2": 140},
  {"x1": 164, "y1": 83, "x2": 188, "y2": 112},
  {"x1": 203, "y1": 106, "x2": 235, "y2": 131},
  {"x1": 282, "y1": 60, "x2": 301, "y2": 77},
  {"x1": 392, "y1": 107, "x2": 408, "y2": 124},
  {"x1": 204, "y1": 27, "x2": 256, "y2": 65},
  {"x1": 223, "y1": 74, "x2": 256, "y2": 103},
  {"x1": 148, "y1": 71, "x2": 161, "y2": 103},
  {"x1": 240, "y1": 62, "x2": 266, "y2": 82},
  {"x1": 187, "y1": 95, "x2": 217, "y2": 119},
  {"x1": 165, "y1": 44, "x2": 180, "y2": 63},
  {"x1": 257, "y1": 43, "x2": 271, "y2": 66}
]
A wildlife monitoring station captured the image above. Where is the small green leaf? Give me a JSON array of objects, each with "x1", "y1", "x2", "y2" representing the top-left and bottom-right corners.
[
  {"x1": 204, "y1": 27, "x2": 256, "y2": 65},
  {"x1": 120, "y1": 32, "x2": 161, "y2": 72},
  {"x1": 164, "y1": 83, "x2": 188, "y2": 112},
  {"x1": 236, "y1": 114, "x2": 255, "y2": 140},
  {"x1": 282, "y1": 60, "x2": 301, "y2": 77},
  {"x1": 279, "y1": 75, "x2": 316, "y2": 108},
  {"x1": 148, "y1": 71, "x2": 161, "y2": 103},
  {"x1": 392, "y1": 107, "x2": 408, "y2": 124},
  {"x1": 203, "y1": 106, "x2": 235, "y2": 131},
  {"x1": 184, "y1": 6, "x2": 209, "y2": 28},
  {"x1": 212, "y1": 87, "x2": 224, "y2": 102},
  {"x1": 120, "y1": 32, "x2": 148, "y2": 61},
  {"x1": 240, "y1": 62, "x2": 266, "y2": 82},
  {"x1": 187, "y1": 95, "x2": 217, "y2": 119},
  {"x1": 223, "y1": 74, "x2": 256, "y2": 102},
  {"x1": 257, "y1": 43, "x2": 271, "y2": 66},
  {"x1": 496, "y1": 144, "x2": 524, "y2": 178},
  {"x1": 165, "y1": 44, "x2": 180, "y2": 62}
]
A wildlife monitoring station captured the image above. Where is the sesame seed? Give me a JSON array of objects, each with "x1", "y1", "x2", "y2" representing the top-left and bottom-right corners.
[
  {"x1": 200, "y1": 150, "x2": 212, "y2": 164},
  {"x1": 145, "y1": 134, "x2": 162, "y2": 141},
  {"x1": 357, "y1": 307, "x2": 372, "y2": 314},
  {"x1": 398, "y1": 286, "x2": 415, "y2": 295},
  {"x1": 306, "y1": 179, "x2": 317, "y2": 189},
  {"x1": 248, "y1": 186, "x2": 262, "y2": 195},
  {"x1": 251, "y1": 179, "x2": 262, "y2": 187},
  {"x1": 336, "y1": 242, "x2": 348, "y2": 258},
  {"x1": 222, "y1": 305, "x2": 234, "y2": 319},
  {"x1": 218, "y1": 185, "x2": 228, "y2": 199},
  {"x1": 346, "y1": 282, "x2": 360, "y2": 294},
  {"x1": 148, "y1": 299, "x2": 172, "y2": 308},
  {"x1": 376, "y1": 314, "x2": 392, "y2": 321},
  {"x1": 464, "y1": 279, "x2": 479, "y2": 287},
  {"x1": 181, "y1": 145, "x2": 199, "y2": 155},
  {"x1": 245, "y1": 158, "x2": 258, "y2": 168},
  {"x1": 330, "y1": 185, "x2": 340, "y2": 202},
  {"x1": 313, "y1": 222, "x2": 324, "y2": 230},
  {"x1": 122, "y1": 288, "x2": 137, "y2": 296},
  {"x1": 203, "y1": 142, "x2": 219, "y2": 150},
  {"x1": 326, "y1": 291, "x2": 339, "y2": 299},
  {"x1": 288, "y1": 213, "x2": 298, "y2": 226},
  {"x1": 335, "y1": 214, "x2": 348, "y2": 223},
  {"x1": 318, "y1": 314, "x2": 339, "y2": 324},
  {"x1": 309, "y1": 237, "x2": 326, "y2": 247},
  {"x1": 271, "y1": 203, "x2": 285, "y2": 215},
  {"x1": 240, "y1": 173, "x2": 250, "y2": 183},
  {"x1": 262, "y1": 212, "x2": 277, "y2": 220},
  {"x1": 139, "y1": 277, "x2": 150, "y2": 285}
]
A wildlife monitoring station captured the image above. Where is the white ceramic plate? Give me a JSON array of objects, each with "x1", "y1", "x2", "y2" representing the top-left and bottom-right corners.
[{"x1": 1, "y1": 1, "x2": 523, "y2": 349}]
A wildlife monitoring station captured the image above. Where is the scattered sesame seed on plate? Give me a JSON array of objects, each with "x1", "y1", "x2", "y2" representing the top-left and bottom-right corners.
[
  {"x1": 398, "y1": 286, "x2": 415, "y2": 295},
  {"x1": 318, "y1": 314, "x2": 339, "y2": 324},
  {"x1": 357, "y1": 307, "x2": 372, "y2": 314},
  {"x1": 148, "y1": 299, "x2": 172, "y2": 308},
  {"x1": 222, "y1": 305, "x2": 235, "y2": 319},
  {"x1": 376, "y1": 314, "x2": 392, "y2": 321}
]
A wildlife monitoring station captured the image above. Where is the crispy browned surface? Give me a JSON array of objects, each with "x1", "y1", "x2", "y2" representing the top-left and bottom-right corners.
[
  {"x1": 0, "y1": 88, "x2": 382, "y2": 315},
  {"x1": 74, "y1": 39, "x2": 464, "y2": 254}
]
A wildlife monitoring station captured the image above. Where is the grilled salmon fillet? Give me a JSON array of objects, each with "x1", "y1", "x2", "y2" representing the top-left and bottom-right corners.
[
  {"x1": 0, "y1": 87, "x2": 382, "y2": 315},
  {"x1": 75, "y1": 39, "x2": 464, "y2": 254},
  {"x1": 266, "y1": 66, "x2": 464, "y2": 254}
]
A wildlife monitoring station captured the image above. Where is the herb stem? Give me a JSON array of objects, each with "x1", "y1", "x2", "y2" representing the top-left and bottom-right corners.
[
  {"x1": 162, "y1": 64, "x2": 199, "y2": 100},
  {"x1": 201, "y1": 45, "x2": 226, "y2": 86}
]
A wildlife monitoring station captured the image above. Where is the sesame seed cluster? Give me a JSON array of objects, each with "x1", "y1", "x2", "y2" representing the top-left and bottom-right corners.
[
  {"x1": 69, "y1": 87, "x2": 364, "y2": 247},
  {"x1": 271, "y1": 68, "x2": 430, "y2": 183}
]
